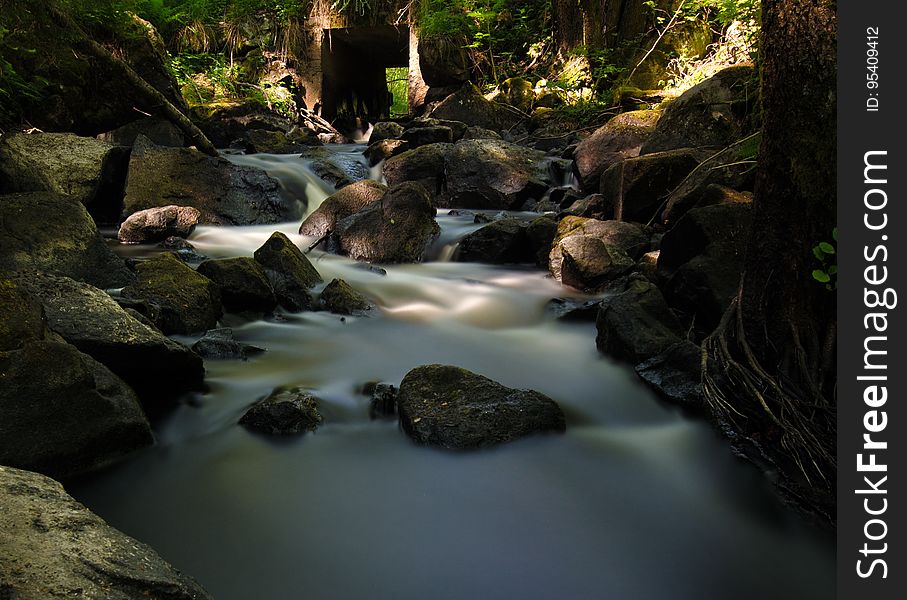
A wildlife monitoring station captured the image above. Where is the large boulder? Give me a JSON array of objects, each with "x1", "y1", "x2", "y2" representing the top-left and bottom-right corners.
[
  {"x1": 418, "y1": 36, "x2": 470, "y2": 87},
  {"x1": 455, "y1": 218, "x2": 533, "y2": 264},
  {"x1": 121, "y1": 252, "x2": 222, "y2": 335},
  {"x1": 14, "y1": 271, "x2": 204, "y2": 407},
  {"x1": 0, "y1": 465, "x2": 213, "y2": 599},
  {"x1": 299, "y1": 180, "x2": 387, "y2": 237},
  {"x1": 382, "y1": 143, "x2": 451, "y2": 196},
  {"x1": 599, "y1": 148, "x2": 703, "y2": 224},
  {"x1": 0, "y1": 192, "x2": 134, "y2": 289},
  {"x1": 117, "y1": 205, "x2": 201, "y2": 244},
  {"x1": 573, "y1": 110, "x2": 661, "y2": 193},
  {"x1": 239, "y1": 388, "x2": 323, "y2": 435},
  {"x1": 549, "y1": 217, "x2": 647, "y2": 290},
  {"x1": 595, "y1": 275, "x2": 684, "y2": 364},
  {"x1": 428, "y1": 83, "x2": 524, "y2": 131},
  {"x1": 332, "y1": 183, "x2": 440, "y2": 263},
  {"x1": 640, "y1": 66, "x2": 758, "y2": 155},
  {"x1": 0, "y1": 132, "x2": 130, "y2": 222},
  {"x1": 197, "y1": 257, "x2": 277, "y2": 314},
  {"x1": 443, "y1": 139, "x2": 551, "y2": 210},
  {"x1": 657, "y1": 203, "x2": 753, "y2": 333},
  {"x1": 396, "y1": 364, "x2": 566, "y2": 449},
  {"x1": 123, "y1": 135, "x2": 290, "y2": 225},
  {"x1": 253, "y1": 232, "x2": 323, "y2": 311}
]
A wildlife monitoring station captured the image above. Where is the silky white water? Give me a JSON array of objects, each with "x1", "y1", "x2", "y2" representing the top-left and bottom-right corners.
[{"x1": 72, "y1": 150, "x2": 834, "y2": 600}]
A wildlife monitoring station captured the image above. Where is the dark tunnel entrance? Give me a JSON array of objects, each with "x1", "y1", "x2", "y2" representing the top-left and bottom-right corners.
[{"x1": 321, "y1": 26, "x2": 410, "y2": 129}]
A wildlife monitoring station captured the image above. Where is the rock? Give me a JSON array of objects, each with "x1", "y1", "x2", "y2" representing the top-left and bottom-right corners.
[
  {"x1": 534, "y1": 89, "x2": 564, "y2": 109},
  {"x1": 461, "y1": 126, "x2": 502, "y2": 140},
  {"x1": 637, "y1": 250, "x2": 661, "y2": 281},
  {"x1": 117, "y1": 205, "x2": 201, "y2": 244},
  {"x1": 400, "y1": 125, "x2": 454, "y2": 147},
  {"x1": 332, "y1": 183, "x2": 440, "y2": 263},
  {"x1": 368, "y1": 382, "x2": 398, "y2": 419},
  {"x1": 455, "y1": 218, "x2": 532, "y2": 264},
  {"x1": 310, "y1": 154, "x2": 369, "y2": 189},
  {"x1": 192, "y1": 101, "x2": 297, "y2": 148},
  {"x1": 253, "y1": 232, "x2": 322, "y2": 311},
  {"x1": 123, "y1": 135, "x2": 291, "y2": 225},
  {"x1": 14, "y1": 271, "x2": 204, "y2": 407},
  {"x1": 404, "y1": 118, "x2": 469, "y2": 141},
  {"x1": 418, "y1": 36, "x2": 470, "y2": 87},
  {"x1": 561, "y1": 193, "x2": 615, "y2": 221},
  {"x1": 662, "y1": 133, "x2": 760, "y2": 224},
  {"x1": 121, "y1": 252, "x2": 222, "y2": 335},
  {"x1": 364, "y1": 139, "x2": 410, "y2": 166},
  {"x1": 595, "y1": 275, "x2": 684, "y2": 363},
  {"x1": 299, "y1": 180, "x2": 387, "y2": 237},
  {"x1": 443, "y1": 139, "x2": 551, "y2": 210},
  {"x1": 0, "y1": 339, "x2": 152, "y2": 479},
  {"x1": 640, "y1": 66, "x2": 758, "y2": 154},
  {"x1": 0, "y1": 192, "x2": 134, "y2": 289},
  {"x1": 428, "y1": 83, "x2": 524, "y2": 131},
  {"x1": 239, "y1": 387, "x2": 323, "y2": 434},
  {"x1": 382, "y1": 142, "x2": 452, "y2": 196},
  {"x1": 549, "y1": 217, "x2": 647, "y2": 290},
  {"x1": 635, "y1": 341, "x2": 706, "y2": 412},
  {"x1": 157, "y1": 236, "x2": 207, "y2": 263},
  {"x1": 497, "y1": 77, "x2": 535, "y2": 113},
  {"x1": 0, "y1": 132, "x2": 130, "y2": 221},
  {"x1": 546, "y1": 298, "x2": 600, "y2": 322},
  {"x1": 573, "y1": 110, "x2": 661, "y2": 193},
  {"x1": 396, "y1": 364, "x2": 566, "y2": 449},
  {"x1": 196, "y1": 257, "x2": 277, "y2": 314},
  {"x1": 0, "y1": 465, "x2": 213, "y2": 599},
  {"x1": 599, "y1": 148, "x2": 703, "y2": 224},
  {"x1": 657, "y1": 203, "x2": 752, "y2": 333},
  {"x1": 525, "y1": 215, "x2": 558, "y2": 268},
  {"x1": 192, "y1": 328, "x2": 264, "y2": 360},
  {"x1": 0, "y1": 278, "x2": 46, "y2": 351},
  {"x1": 319, "y1": 278, "x2": 372, "y2": 315},
  {"x1": 97, "y1": 116, "x2": 186, "y2": 147},
  {"x1": 243, "y1": 127, "x2": 322, "y2": 154},
  {"x1": 369, "y1": 121, "x2": 405, "y2": 143}
]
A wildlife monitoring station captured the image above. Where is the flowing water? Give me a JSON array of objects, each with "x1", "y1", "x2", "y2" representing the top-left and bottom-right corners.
[{"x1": 72, "y1": 147, "x2": 834, "y2": 600}]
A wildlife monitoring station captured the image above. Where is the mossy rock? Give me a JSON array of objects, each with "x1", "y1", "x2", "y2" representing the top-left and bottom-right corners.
[
  {"x1": 253, "y1": 232, "x2": 322, "y2": 312},
  {"x1": 319, "y1": 278, "x2": 371, "y2": 315},
  {"x1": 197, "y1": 257, "x2": 277, "y2": 314}
]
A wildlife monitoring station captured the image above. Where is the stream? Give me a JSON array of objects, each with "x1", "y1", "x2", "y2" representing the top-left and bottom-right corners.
[{"x1": 71, "y1": 146, "x2": 834, "y2": 600}]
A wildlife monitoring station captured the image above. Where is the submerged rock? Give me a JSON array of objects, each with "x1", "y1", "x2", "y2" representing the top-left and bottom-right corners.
[
  {"x1": 197, "y1": 257, "x2": 277, "y2": 314},
  {"x1": 319, "y1": 278, "x2": 372, "y2": 315},
  {"x1": 0, "y1": 191, "x2": 134, "y2": 289},
  {"x1": 239, "y1": 388, "x2": 323, "y2": 435},
  {"x1": 299, "y1": 180, "x2": 387, "y2": 238},
  {"x1": 192, "y1": 328, "x2": 264, "y2": 360},
  {"x1": 0, "y1": 465, "x2": 213, "y2": 599},
  {"x1": 396, "y1": 364, "x2": 566, "y2": 449},
  {"x1": 121, "y1": 252, "x2": 222, "y2": 335},
  {"x1": 117, "y1": 205, "x2": 201, "y2": 244},
  {"x1": 253, "y1": 232, "x2": 323, "y2": 311}
]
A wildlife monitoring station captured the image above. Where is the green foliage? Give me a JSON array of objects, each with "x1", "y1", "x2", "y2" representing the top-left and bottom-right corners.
[
  {"x1": 386, "y1": 67, "x2": 409, "y2": 118},
  {"x1": 811, "y1": 228, "x2": 837, "y2": 290},
  {"x1": 0, "y1": 25, "x2": 51, "y2": 126}
]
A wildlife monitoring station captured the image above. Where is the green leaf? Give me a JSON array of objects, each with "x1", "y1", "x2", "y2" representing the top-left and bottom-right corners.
[
  {"x1": 827, "y1": 265, "x2": 838, "y2": 275},
  {"x1": 818, "y1": 242, "x2": 835, "y2": 254},
  {"x1": 812, "y1": 246, "x2": 825, "y2": 260},
  {"x1": 832, "y1": 227, "x2": 838, "y2": 241},
  {"x1": 812, "y1": 269, "x2": 831, "y2": 283}
]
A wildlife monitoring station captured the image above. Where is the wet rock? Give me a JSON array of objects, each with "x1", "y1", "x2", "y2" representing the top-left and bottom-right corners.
[
  {"x1": 428, "y1": 83, "x2": 524, "y2": 131},
  {"x1": 97, "y1": 116, "x2": 186, "y2": 147},
  {"x1": 418, "y1": 37, "x2": 470, "y2": 87},
  {"x1": 549, "y1": 217, "x2": 647, "y2": 290},
  {"x1": 443, "y1": 139, "x2": 550, "y2": 210},
  {"x1": 641, "y1": 66, "x2": 757, "y2": 155},
  {"x1": 0, "y1": 132, "x2": 130, "y2": 222},
  {"x1": 239, "y1": 387, "x2": 323, "y2": 435},
  {"x1": 635, "y1": 340, "x2": 706, "y2": 412},
  {"x1": 662, "y1": 133, "x2": 759, "y2": 224},
  {"x1": 657, "y1": 203, "x2": 752, "y2": 333},
  {"x1": 319, "y1": 278, "x2": 372, "y2": 315},
  {"x1": 368, "y1": 382, "x2": 398, "y2": 419},
  {"x1": 117, "y1": 205, "x2": 201, "y2": 244},
  {"x1": 333, "y1": 183, "x2": 440, "y2": 263},
  {"x1": 383, "y1": 143, "x2": 452, "y2": 197},
  {"x1": 400, "y1": 125, "x2": 454, "y2": 147},
  {"x1": 596, "y1": 275, "x2": 684, "y2": 364},
  {"x1": 14, "y1": 271, "x2": 204, "y2": 407},
  {"x1": 546, "y1": 297, "x2": 600, "y2": 322},
  {"x1": 455, "y1": 218, "x2": 532, "y2": 264},
  {"x1": 157, "y1": 236, "x2": 207, "y2": 263},
  {"x1": 253, "y1": 232, "x2": 322, "y2": 311},
  {"x1": 310, "y1": 154, "x2": 369, "y2": 189},
  {"x1": 121, "y1": 252, "x2": 222, "y2": 335},
  {"x1": 364, "y1": 138, "x2": 410, "y2": 166},
  {"x1": 396, "y1": 364, "x2": 566, "y2": 449},
  {"x1": 369, "y1": 121, "x2": 404, "y2": 143},
  {"x1": 525, "y1": 215, "x2": 558, "y2": 268},
  {"x1": 561, "y1": 193, "x2": 615, "y2": 221},
  {"x1": 0, "y1": 192, "x2": 134, "y2": 289},
  {"x1": 123, "y1": 135, "x2": 290, "y2": 225},
  {"x1": 197, "y1": 257, "x2": 276, "y2": 314},
  {"x1": 299, "y1": 180, "x2": 387, "y2": 238},
  {"x1": 573, "y1": 110, "x2": 661, "y2": 194},
  {"x1": 600, "y1": 148, "x2": 703, "y2": 224},
  {"x1": 192, "y1": 328, "x2": 264, "y2": 360},
  {"x1": 0, "y1": 465, "x2": 213, "y2": 599},
  {"x1": 0, "y1": 338, "x2": 152, "y2": 479}
]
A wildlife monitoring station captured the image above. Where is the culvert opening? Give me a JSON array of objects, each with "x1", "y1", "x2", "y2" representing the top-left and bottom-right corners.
[{"x1": 321, "y1": 25, "x2": 410, "y2": 130}]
